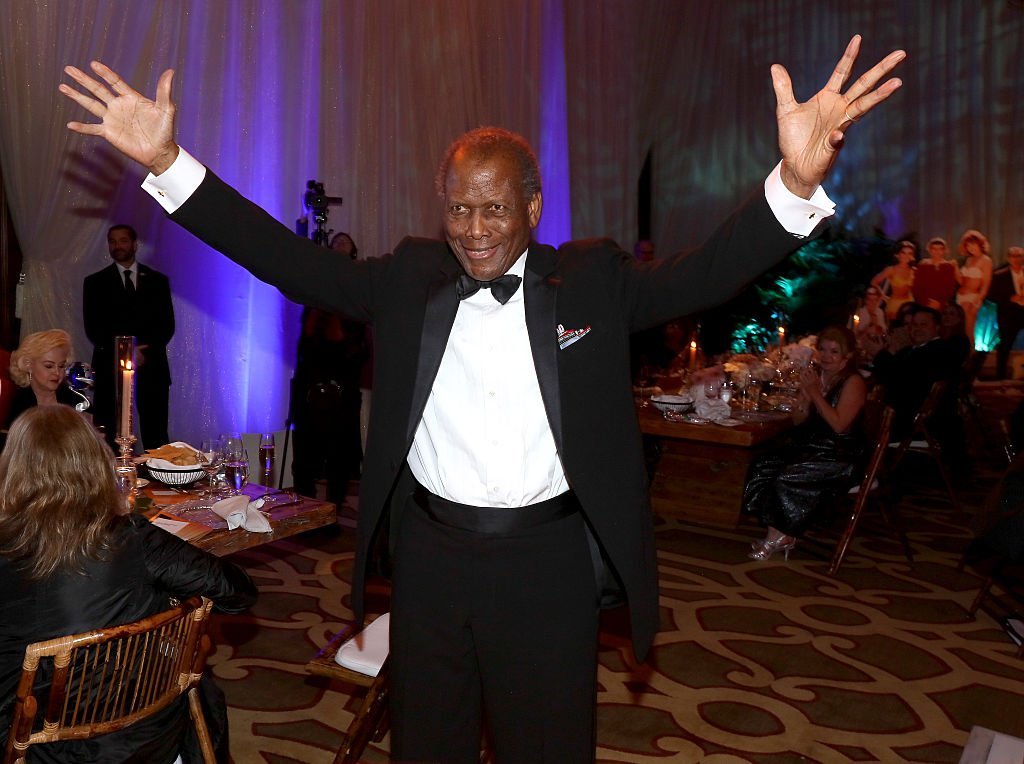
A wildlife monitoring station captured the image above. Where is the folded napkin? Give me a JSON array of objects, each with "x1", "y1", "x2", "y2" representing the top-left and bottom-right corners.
[
  {"x1": 335, "y1": 613, "x2": 390, "y2": 677},
  {"x1": 694, "y1": 398, "x2": 732, "y2": 422},
  {"x1": 211, "y1": 495, "x2": 273, "y2": 533}
]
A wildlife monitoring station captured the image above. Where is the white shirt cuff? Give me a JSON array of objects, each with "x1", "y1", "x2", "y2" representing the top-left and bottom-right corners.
[
  {"x1": 764, "y1": 161, "x2": 835, "y2": 238},
  {"x1": 141, "y1": 147, "x2": 207, "y2": 214}
]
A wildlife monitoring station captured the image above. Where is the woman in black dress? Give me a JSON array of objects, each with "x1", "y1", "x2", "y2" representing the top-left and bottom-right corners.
[{"x1": 744, "y1": 325, "x2": 868, "y2": 560}]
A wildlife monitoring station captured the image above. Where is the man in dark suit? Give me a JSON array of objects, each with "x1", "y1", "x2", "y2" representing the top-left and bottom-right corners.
[
  {"x1": 989, "y1": 246, "x2": 1024, "y2": 379},
  {"x1": 83, "y1": 224, "x2": 175, "y2": 448},
  {"x1": 869, "y1": 305, "x2": 967, "y2": 451},
  {"x1": 61, "y1": 37, "x2": 904, "y2": 762}
]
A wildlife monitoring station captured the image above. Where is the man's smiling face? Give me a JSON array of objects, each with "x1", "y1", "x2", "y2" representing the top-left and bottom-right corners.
[{"x1": 443, "y1": 149, "x2": 542, "y2": 282}]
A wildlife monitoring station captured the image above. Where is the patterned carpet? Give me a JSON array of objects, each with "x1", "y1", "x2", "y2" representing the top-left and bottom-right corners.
[{"x1": 207, "y1": 390, "x2": 1024, "y2": 763}]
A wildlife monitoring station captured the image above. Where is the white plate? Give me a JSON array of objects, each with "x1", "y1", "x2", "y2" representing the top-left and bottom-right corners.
[{"x1": 713, "y1": 418, "x2": 744, "y2": 427}]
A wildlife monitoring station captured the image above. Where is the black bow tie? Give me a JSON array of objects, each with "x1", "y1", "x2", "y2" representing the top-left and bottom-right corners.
[{"x1": 455, "y1": 273, "x2": 522, "y2": 305}]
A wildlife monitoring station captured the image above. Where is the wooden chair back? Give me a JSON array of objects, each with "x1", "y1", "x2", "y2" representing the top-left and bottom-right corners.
[
  {"x1": 3, "y1": 597, "x2": 216, "y2": 764},
  {"x1": 888, "y1": 379, "x2": 961, "y2": 511}
]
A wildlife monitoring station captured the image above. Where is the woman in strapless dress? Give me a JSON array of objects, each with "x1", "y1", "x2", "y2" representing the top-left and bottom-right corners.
[
  {"x1": 956, "y1": 229, "x2": 993, "y2": 345},
  {"x1": 871, "y1": 240, "x2": 917, "y2": 320}
]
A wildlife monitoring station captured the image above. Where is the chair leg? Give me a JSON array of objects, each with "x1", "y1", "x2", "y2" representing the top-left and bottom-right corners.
[
  {"x1": 830, "y1": 499, "x2": 867, "y2": 575},
  {"x1": 877, "y1": 499, "x2": 914, "y2": 565},
  {"x1": 969, "y1": 573, "x2": 995, "y2": 617},
  {"x1": 188, "y1": 687, "x2": 218, "y2": 764},
  {"x1": 333, "y1": 665, "x2": 390, "y2": 764}
]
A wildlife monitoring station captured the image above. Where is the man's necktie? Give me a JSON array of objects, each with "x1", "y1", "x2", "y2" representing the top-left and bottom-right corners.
[
  {"x1": 455, "y1": 273, "x2": 522, "y2": 305},
  {"x1": 124, "y1": 270, "x2": 136, "y2": 297}
]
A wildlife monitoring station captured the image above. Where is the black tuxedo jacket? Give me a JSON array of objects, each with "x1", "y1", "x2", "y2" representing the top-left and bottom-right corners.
[
  {"x1": 83, "y1": 262, "x2": 175, "y2": 384},
  {"x1": 173, "y1": 170, "x2": 802, "y2": 659},
  {"x1": 990, "y1": 268, "x2": 1024, "y2": 317}
]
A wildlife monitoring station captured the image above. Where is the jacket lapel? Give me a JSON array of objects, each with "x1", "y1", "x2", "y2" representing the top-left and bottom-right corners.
[
  {"x1": 523, "y1": 244, "x2": 563, "y2": 453},
  {"x1": 406, "y1": 268, "x2": 461, "y2": 445}
]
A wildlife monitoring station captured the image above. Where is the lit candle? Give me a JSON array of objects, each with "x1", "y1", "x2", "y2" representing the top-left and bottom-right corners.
[
  {"x1": 777, "y1": 326, "x2": 786, "y2": 348},
  {"x1": 688, "y1": 339, "x2": 698, "y2": 370},
  {"x1": 853, "y1": 314, "x2": 860, "y2": 330},
  {"x1": 120, "y1": 360, "x2": 134, "y2": 439}
]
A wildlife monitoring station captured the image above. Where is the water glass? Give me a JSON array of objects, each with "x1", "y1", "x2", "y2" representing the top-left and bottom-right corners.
[
  {"x1": 114, "y1": 456, "x2": 137, "y2": 507},
  {"x1": 223, "y1": 449, "x2": 249, "y2": 494}
]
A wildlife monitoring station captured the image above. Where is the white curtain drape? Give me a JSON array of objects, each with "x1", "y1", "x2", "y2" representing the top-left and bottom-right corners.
[{"x1": 1, "y1": 1, "x2": 1021, "y2": 444}]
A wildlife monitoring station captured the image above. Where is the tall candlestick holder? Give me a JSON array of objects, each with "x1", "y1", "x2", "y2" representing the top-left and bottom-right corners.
[{"x1": 115, "y1": 335, "x2": 137, "y2": 458}]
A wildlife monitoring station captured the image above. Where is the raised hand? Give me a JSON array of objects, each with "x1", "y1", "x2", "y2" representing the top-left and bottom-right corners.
[
  {"x1": 59, "y1": 61, "x2": 179, "y2": 175},
  {"x1": 772, "y1": 35, "x2": 905, "y2": 198}
]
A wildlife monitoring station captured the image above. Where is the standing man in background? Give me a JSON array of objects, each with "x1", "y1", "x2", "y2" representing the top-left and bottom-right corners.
[
  {"x1": 990, "y1": 246, "x2": 1024, "y2": 379},
  {"x1": 83, "y1": 224, "x2": 175, "y2": 448}
]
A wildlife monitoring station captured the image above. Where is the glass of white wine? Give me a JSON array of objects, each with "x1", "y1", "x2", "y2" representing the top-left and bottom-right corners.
[{"x1": 199, "y1": 437, "x2": 224, "y2": 499}]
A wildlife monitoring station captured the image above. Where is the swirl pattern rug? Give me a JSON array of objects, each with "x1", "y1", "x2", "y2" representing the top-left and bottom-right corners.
[{"x1": 207, "y1": 413, "x2": 1024, "y2": 762}]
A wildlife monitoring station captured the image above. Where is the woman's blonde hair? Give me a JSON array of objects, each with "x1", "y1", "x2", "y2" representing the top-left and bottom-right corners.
[
  {"x1": 0, "y1": 406, "x2": 123, "y2": 580},
  {"x1": 9, "y1": 329, "x2": 72, "y2": 388},
  {"x1": 959, "y1": 229, "x2": 991, "y2": 257},
  {"x1": 817, "y1": 325, "x2": 858, "y2": 371}
]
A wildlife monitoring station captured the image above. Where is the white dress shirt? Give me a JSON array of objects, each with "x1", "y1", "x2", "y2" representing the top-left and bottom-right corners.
[{"x1": 142, "y1": 149, "x2": 835, "y2": 508}]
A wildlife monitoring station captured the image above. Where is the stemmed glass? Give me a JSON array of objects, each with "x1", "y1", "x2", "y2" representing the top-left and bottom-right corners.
[
  {"x1": 199, "y1": 437, "x2": 224, "y2": 499},
  {"x1": 221, "y1": 434, "x2": 249, "y2": 495}
]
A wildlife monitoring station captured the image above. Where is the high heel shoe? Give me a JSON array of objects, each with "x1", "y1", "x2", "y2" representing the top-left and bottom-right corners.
[{"x1": 748, "y1": 534, "x2": 796, "y2": 561}]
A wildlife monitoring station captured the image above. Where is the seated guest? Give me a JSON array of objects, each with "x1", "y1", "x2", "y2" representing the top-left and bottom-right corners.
[
  {"x1": 5, "y1": 329, "x2": 89, "y2": 428},
  {"x1": 868, "y1": 305, "x2": 967, "y2": 445},
  {"x1": 0, "y1": 406, "x2": 258, "y2": 762},
  {"x1": 883, "y1": 300, "x2": 920, "y2": 355},
  {"x1": 939, "y1": 301, "x2": 972, "y2": 358},
  {"x1": 744, "y1": 326, "x2": 868, "y2": 560},
  {"x1": 855, "y1": 285, "x2": 887, "y2": 337}
]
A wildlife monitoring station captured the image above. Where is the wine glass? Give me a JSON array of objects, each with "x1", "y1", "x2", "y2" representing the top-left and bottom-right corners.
[
  {"x1": 258, "y1": 433, "x2": 276, "y2": 486},
  {"x1": 222, "y1": 440, "x2": 249, "y2": 495},
  {"x1": 199, "y1": 438, "x2": 224, "y2": 498}
]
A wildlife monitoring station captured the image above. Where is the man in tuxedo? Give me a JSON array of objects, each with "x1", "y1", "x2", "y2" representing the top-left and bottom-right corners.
[
  {"x1": 61, "y1": 37, "x2": 904, "y2": 762},
  {"x1": 83, "y1": 224, "x2": 175, "y2": 448},
  {"x1": 990, "y1": 246, "x2": 1024, "y2": 379},
  {"x1": 869, "y1": 305, "x2": 966, "y2": 447}
]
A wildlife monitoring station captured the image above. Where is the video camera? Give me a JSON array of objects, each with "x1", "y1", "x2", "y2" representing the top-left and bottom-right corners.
[{"x1": 299, "y1": 179, "x2": 344, "y2": 246}]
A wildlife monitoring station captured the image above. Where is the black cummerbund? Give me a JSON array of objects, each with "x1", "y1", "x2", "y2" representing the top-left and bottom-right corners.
[{"x1": 413, "y1": 483, "x2": 581, "y2": 535}]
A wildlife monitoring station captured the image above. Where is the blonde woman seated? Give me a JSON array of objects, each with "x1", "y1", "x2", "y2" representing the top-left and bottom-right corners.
[
  {"x1": 5, "y1": 329, "x2": 88, "y2": 428},
  {"x1": 0, "y1": 406, "x2": 258, "y2": 762},
  {"x1": 956, "y1": 229, "x2": 993, "y2": 344},
  {"x1": 743, "y1": 326, "x2": 868, "y2": 560}
]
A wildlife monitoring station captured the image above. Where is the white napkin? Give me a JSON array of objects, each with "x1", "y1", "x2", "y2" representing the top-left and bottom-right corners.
[
  {"x1": 335, "y1": 613, "x2": 390, "y2": 677},
  {"x1": 694, "y1": 398, "x2": 732, "y2": 421},
  {"x1": 211, "y1": 495, "x2": 273, "y2": 533}
]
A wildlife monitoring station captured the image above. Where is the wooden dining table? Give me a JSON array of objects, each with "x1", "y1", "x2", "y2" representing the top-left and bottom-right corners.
[
  {"x1": 639, "y1": 404, "x2": 794, "y2": 528},
  {"x1": 139, "y1": 482, "x2": 337, "y2": 556}
]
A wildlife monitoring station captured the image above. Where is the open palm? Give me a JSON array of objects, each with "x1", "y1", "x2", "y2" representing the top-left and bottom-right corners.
[
  {"x1": 60, "y1": 61, "x2": 179, "y2": 175},
  {"x1": 772, "y1": 36, "x2": 905, "y2": 198}
]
